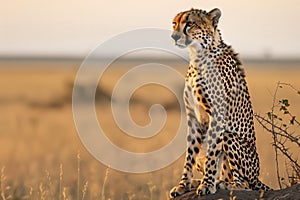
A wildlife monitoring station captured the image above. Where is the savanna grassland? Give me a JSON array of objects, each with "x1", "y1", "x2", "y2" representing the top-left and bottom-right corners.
[{"x1": 0, "y1": 59, "x2": 299, "y2": 200}]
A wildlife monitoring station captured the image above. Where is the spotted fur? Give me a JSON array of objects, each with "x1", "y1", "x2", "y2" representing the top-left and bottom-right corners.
[{"x1": 170, "y1": 8, "x2": 271, "y2": 197}]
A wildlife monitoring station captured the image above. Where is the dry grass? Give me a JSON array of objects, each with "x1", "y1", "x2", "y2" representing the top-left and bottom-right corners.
[
  {"x1": 0, "y1": 59, "x2": 299, "y2": 199},
  {"x1": 101, "y1": 167, "x2": 110, "y2": 200}
]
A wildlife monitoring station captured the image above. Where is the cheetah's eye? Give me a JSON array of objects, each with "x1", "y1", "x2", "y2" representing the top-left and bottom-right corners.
[{"x1": 186, "y1": 21, "x2": 194, "y2": 27}]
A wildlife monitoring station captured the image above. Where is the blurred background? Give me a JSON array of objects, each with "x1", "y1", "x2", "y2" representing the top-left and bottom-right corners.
[
  {"x1": 1, "y1": 0, "x2": 300, "y2": 59},
  {"x1": 0, "y1": 0, "x2": 299, "y2": 199}
]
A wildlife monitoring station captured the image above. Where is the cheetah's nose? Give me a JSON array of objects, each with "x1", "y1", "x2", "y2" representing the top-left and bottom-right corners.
[{"x1": 171, "y1": 32, "x2": 180, "y2": 42}]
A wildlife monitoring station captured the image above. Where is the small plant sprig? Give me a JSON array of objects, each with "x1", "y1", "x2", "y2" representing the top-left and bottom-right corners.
[{"x1": 255, "y1": 82, "x2": 300, "y2": 188}]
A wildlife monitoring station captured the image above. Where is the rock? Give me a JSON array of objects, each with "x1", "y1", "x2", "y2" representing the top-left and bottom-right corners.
[{"x1": 171, "y1": 184, "x2": 300, "y2": 200}]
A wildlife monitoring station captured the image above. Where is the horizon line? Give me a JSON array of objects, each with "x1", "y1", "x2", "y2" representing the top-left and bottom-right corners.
[{"x1": 0, "y1": 55, "x2": 300, "y2": 64}]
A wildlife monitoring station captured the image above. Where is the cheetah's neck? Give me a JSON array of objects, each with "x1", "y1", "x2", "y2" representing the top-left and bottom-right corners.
[
  {"x1": 188, "y1": 43, "x2": 202, "y2": 67},
  {"x1": 188, "y1": 30, "x2": 223, "y2": 69},
  {"x1": 188, "y1": 45, "x2": 212, "y2": 70}
]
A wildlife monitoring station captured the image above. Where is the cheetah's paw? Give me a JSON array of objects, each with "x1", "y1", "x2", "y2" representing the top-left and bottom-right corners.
[
  {"x1": 217, "y1": 180, "x2": 250, "y2": 191},
  {"x1": 196, "y1": 183, "x2": 217, "y2": 196},
  {"x1": 216, "y1": 180, "x2": 232, "y2": 190},
  {"x1": 191, "y1": 179, "x2": 201, "y2": 189},
  {"x1": 169, "y1": 184, "x2": 190, "y2": 198}
]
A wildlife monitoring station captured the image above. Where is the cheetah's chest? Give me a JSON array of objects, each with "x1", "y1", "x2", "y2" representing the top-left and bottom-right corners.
[{"x1": 184, "y1": 68, "x2": 209, "y2": 133}]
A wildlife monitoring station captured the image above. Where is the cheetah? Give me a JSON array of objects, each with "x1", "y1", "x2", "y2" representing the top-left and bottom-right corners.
[{"x1": 169, "y1": 8, "x2": 271, "y2": 197}]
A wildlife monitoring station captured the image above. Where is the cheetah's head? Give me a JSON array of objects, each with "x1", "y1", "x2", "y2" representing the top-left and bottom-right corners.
[{"x1": 171, "y1": 8, "x2": 221, "y2": 49}]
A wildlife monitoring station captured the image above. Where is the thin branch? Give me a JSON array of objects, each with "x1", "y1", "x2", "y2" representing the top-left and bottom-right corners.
[
  {"x1": 256, "y1": 113, "x2": 300, "y2": 180},
  {"x1": 272, "y1": 81, "x2": 282, "y2": 189},
  {"x1": 279, "y1": 82, "x2": 300, "y2": 94},
  {"x1": 274, "y1": 140, "x2": 300, "y2": 170},
  {"x1": 254, "y1": 114, "x2": 300, "y2": 147}
]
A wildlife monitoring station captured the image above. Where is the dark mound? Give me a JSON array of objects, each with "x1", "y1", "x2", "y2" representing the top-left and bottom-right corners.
[{"x1": 171, "y1": 184, "x2": 300, "y2": 200}]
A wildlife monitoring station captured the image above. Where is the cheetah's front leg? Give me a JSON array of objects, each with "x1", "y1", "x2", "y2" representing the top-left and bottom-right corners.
[
  {"x1": 170, "y1": 111, "x2": 204, "y2": 198},
  {"x1": 196, "y1": 119, "x2": 224, "y2": 196}
]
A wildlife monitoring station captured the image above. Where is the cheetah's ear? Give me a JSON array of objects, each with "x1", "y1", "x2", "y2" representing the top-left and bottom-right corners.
[{"x1": 208, "y1": 8, "x2": 221, "y2": 29}]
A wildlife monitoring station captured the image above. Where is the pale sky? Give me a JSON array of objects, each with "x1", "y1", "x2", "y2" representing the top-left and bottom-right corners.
[{"x1": 1, "y1": 0, "x2": 300, "y2": 58}]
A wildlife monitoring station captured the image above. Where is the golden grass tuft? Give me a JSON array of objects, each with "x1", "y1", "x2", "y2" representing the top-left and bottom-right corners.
[
  {"x1": 82, "y1": 181, "x2": 89, "y2": 200},
  {"x1": 101, "y1": 167, "x2": 110, "y2": 200},
  {"x1": 60, "y1": 164, "x2": 63, "y2": 200},
  {"x1": 77, "y1": 151, "x2": 81, "y2": 200},
  {"x1": 0, "y1": 167, "x2": 8, "y2": 200}
]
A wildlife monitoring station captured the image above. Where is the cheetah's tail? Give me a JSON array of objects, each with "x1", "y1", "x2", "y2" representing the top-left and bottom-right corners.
[{"x1": 252, "y1": 179, "x2": 272, "y2": 191}]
